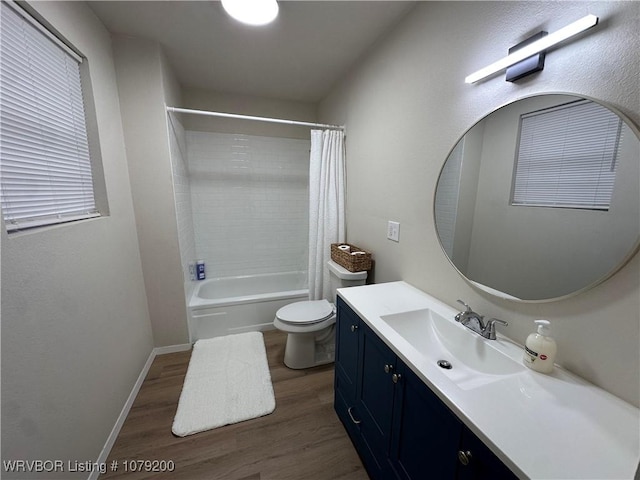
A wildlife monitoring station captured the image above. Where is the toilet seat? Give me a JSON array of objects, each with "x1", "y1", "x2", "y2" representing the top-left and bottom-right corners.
[
  {"x1": 274, "y1": 300, "x2": 337, "y2": 335},
  {"x1": 276, "y1": 299, "x2": 335, "y2": 325}
]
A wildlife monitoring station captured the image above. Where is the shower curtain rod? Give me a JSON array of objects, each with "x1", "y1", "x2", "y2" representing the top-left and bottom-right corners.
[{"x1": 166, "y1": 106, "x2": 344, "y2": 130}]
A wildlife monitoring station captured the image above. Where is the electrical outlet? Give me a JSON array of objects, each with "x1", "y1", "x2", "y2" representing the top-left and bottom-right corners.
[{"x1": 387, "y1": 221, "x2": 400, "y2": 242}]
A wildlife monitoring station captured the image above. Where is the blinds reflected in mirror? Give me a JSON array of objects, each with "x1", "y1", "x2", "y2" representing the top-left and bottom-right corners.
[
  {"x1": 511, "y1": 99, "x2": 622, "y2": 210},
  {"x1": 434, "y1": 139, "x2": 463, "y2": 258}
]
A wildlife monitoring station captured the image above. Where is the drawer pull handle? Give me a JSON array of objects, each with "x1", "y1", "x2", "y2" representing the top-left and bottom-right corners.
[
  {"x1": 351, "y1": 324, "x2": 359, "y2": 332},
  {"x1": 458, "y1": 450, "x2": 472, "y2": 466},
  {"x1": 392, "y1": 373, "x2": 402, "y2": 384},
  {"x1": 347, "y1": 407, "x2": 361, "y2": 425},
  {"x1": 384, "y1": 364, "x2": 394, "y2": 374}
]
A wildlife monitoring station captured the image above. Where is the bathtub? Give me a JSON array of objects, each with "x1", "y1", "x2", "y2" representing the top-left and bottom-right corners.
[{"x1": 188, "y1": 271, "x2": 309, "y2": 342}]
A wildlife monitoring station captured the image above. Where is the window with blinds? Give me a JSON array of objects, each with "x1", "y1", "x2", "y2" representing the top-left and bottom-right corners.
[
  {"x1": 0, "y1": 1, "x2": 100, "y2": 232},
  {"x1": 511, "y1": 99, "x2": 622, "y2": 211}
]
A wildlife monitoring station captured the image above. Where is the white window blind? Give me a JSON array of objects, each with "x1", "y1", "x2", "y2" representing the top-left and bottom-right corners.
[
  {"x1": 0, "y1": 1, "x2": 99, "y2": 232},
  {"x1": 512, "y1": 99, "x2": 622, "y2": 210}
]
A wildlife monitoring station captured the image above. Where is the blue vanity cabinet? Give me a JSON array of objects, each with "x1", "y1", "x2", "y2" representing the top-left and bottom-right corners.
[
  {"x1": 389, "y1": 363, "x2": 462, "y2": 479},
  {"x1": 335, "y1": 297, "x2": 361, "y2": 403},
  {"x1": 334, "y1": 297, "x2": 363, "y2": 442},
  {"x1": 335, "y1": 297, "x2": 392, "y2": 479},
  {"x1": 355, "y1": 320, "x2": 399, "y2": 479},
  {"x1": 389, "y1": 363, "x2": 517, "y2": 480},
  {"x1": 335, "y1": 297, "x2": 517, "y2": 480},
  {"x1": 457, "y1": 427, "x2": 518, "y2": 480}
]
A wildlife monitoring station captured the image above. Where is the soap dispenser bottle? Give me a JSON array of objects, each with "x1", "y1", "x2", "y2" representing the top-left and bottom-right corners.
[{"x1": 523, "y1": 320, "x2": 557, "y2": 374}]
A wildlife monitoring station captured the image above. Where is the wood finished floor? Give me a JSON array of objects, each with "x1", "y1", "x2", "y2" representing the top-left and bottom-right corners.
[{"x1": 100, "y1": 330, "x2": 369, "y2": 480}]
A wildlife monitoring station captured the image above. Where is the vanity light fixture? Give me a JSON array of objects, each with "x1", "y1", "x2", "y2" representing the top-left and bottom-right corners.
[
  {"x1": 465, "y1": 14, "x2": 599, "y2": 84},
  {"x1": 221, "y1": 0, "x2": 278, "y2": 26}
]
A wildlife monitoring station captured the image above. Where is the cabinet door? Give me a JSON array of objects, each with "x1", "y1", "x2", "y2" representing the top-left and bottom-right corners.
[
  {"x1": 335, "y1": 297, "x2": 361, "y2": 403},
  {"x1": 456, "y1": 427, "x2": 517, "y2": 480},
  {"x1": 334, "y1": 297, "x2": 363, "y2": 442},
  {"x1": 390, "y1": 364, "x2": 462, "y2": 480},
  {"x1": 356, "y1": 322, "x2": 398, "y2": 479}
]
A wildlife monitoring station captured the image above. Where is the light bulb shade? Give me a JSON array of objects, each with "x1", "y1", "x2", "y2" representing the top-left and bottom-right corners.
[{"x1": 222, "y1": 0, "x2": 279, "y2": 26}]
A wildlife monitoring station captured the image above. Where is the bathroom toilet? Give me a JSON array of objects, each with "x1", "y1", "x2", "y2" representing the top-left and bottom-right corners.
[{"x1": 274, "y1": 260, "x2": 368, "y2": 369}]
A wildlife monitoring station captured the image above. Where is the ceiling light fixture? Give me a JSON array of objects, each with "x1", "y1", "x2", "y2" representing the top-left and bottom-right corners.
[
  {"x1": 221, "y1": 0, "x2": 279, "y2": 26},
  {"x1": 465, "y1": 14, "x2": 599, "y2": 84}
]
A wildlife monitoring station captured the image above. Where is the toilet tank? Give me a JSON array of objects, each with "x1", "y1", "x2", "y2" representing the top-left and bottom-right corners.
[{"x1": 328, "y1": 259, "x2": 368, "y2": 302}]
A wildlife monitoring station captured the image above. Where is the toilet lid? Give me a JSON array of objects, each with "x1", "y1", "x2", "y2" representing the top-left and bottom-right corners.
[{"x1": 277, "y1": 299, "x2": 334, "y2": 324}]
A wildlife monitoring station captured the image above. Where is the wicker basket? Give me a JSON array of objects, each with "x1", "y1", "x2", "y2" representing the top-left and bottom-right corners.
[{"x1": 331, "y1": 243, "x2": 372, "y2": 272}]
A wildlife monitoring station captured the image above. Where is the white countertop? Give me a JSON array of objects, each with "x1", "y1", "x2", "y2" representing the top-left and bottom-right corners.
[{"x1": 338, "y1": 281, "x2": 640, "y2": 480}]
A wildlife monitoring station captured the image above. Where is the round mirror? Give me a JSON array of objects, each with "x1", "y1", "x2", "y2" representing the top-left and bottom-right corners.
[{"x1": 435, "y1": 94, "x2": 640, "y2": 302}]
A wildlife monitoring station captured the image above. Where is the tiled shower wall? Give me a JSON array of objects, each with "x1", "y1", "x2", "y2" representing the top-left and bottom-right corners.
[
  {"x1": 168, "y1": 115, "x2": 197, "y2": 288},
  {"x1": 186, "y1": 131, "x2": 310, "y2": 278}
]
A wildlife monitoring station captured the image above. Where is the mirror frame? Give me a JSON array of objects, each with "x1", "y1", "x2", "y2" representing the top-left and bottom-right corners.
[{"x1": 434, "y1": 92, "x2": 640, "y2": 303}]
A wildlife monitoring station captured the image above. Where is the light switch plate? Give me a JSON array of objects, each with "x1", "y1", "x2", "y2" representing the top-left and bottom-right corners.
[{"x1": 387, "y1": 221, "x2": 400, "y2": 242}]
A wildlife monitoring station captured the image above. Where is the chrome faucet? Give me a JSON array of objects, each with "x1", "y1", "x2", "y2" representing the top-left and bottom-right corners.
[
  {"x1": 483, "y1": 317, "x2": 509, "y2": 340},
  {"x1": 455, "y1": 300, "x2": 508, "y2": 340},
  {"x1": 455, "y1": 300, "x2": 485, "y2": 333}
]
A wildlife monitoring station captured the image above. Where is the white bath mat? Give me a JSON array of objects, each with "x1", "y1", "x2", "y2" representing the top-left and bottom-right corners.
[{"x1": 172, "y1": 331, "x2": 276, "y2": 437}]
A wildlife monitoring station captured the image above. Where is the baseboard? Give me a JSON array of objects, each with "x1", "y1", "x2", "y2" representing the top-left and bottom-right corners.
[
  {"x1": 154, "y1": 343, "x2": 192, "y2": 355},
  {"x1": 88, "y1": 343, "x2": 192, "y2": 480}
]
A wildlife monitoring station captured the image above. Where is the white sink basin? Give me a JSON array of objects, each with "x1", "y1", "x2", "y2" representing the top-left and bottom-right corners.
[{"x1": 380, "y1": 308, "x2": 525, "y2": 389}]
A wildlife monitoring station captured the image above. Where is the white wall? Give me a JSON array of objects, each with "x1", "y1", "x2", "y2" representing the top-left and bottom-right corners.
[
  {"x1": 112, "y1": 36, "x2": 189, "y2": 347},
  {"x1": 182, "y1": 88, "x2": 316, "y2": 140},
  {"x1": 1, "y1": 2, "x2": 154, "y2": 477},
  {"x1": 319, "y1": 1, "x2": 640, "y2": 406}
]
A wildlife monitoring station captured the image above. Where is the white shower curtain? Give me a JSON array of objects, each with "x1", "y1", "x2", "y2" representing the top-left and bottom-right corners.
[{"x1": 308, "y1": 129, "x2": 346, "y2": 300}]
